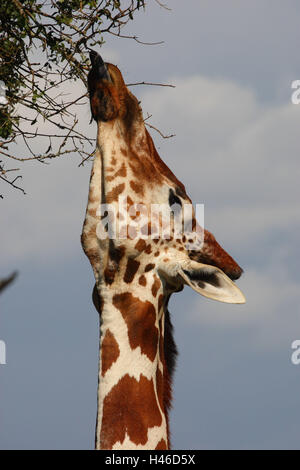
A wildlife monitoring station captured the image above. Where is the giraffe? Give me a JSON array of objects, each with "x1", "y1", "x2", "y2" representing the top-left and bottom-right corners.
[{"x1": 81, "y1": 51, "x2": 246, "y2": 450}]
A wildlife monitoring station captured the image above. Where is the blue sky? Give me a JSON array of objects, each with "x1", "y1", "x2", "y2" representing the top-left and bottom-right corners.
[{"x1": 1, "y1": 0, "x2": 300, "y2": 449}]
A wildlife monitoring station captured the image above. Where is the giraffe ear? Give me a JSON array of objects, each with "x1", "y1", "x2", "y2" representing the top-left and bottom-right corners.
[{"x1": 178, "y1": 261, "x2": 246, "y2": 304}]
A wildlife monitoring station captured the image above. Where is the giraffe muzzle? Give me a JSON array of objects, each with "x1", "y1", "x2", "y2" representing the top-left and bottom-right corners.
[{"x1": 89, "y1": 50, "x2": 111, "y2": 81}]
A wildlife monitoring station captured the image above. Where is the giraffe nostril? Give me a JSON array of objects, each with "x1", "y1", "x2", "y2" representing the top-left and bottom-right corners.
[{"x1": 228, "y1": 266, "x2": 243, "y2": 281}]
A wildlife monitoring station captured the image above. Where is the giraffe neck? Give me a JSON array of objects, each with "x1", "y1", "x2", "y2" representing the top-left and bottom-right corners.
[
  {"x1": 96, "y1": 282, "x2": 169, "y2": 450},
  {"x1": 82, "y1": 120, "x2": 174, "y2": 449}
]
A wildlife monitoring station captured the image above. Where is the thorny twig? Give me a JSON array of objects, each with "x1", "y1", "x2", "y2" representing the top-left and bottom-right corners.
[
  {"x1": 0, "y1": 160, "x2": 25, "y2": 195},
  {"x1": 143, "y1": 112, "x2": 175, "y2": 139},
  {"x1": 145, "y1": 122, "x2": 175, "y2": 139}
]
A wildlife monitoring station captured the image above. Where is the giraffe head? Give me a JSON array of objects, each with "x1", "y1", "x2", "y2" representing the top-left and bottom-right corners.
[{"x1": 87, "y1": 51, "x2": 245, "y2": 305}]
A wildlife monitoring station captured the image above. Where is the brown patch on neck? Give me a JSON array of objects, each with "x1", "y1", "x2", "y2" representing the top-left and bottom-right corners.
[
  {"x1": 100, "y1": 374, "x2": 162, "y2": 449},
  {"x1": 106, "y1": 183, "x2": 125, "y2": 203},
  {"x1": 123, "y1": 258, "x2": 140, "y2": 283},
  {"x1": 151, "y1": 275, "x2": 161, "y2": 298},
  {"x1": 113, "y1": 292, "x2": 159, "y2": 362},
  {"x1": 135, "y1": 239, "x2": 147, "y2": 252},
  {"x1": 130, "y1": 180, "x2": 144, "y2": 195},
  {"x1": 139, "y1": 275, "x2": 147, "y2": 286},
  {"x1": 127, "y1": 195, "x2": 134, "y2": 206},
  {"x1": 145, "y1": 244, "x2": 152, "y2": 254},
  {"x1": 145, "y1": 263, "x2": 155, "y2": 272},
  {"x1": 101, "y1": 329, "x2": 120, "y2": 376}
]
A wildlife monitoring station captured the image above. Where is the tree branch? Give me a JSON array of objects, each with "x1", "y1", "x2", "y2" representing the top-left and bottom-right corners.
[{"x1": 0, "y1": 272, "x2": 18, "y2": 294}]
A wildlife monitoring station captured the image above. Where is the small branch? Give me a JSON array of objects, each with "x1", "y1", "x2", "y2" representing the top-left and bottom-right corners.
[
  {"x1": 0, "y1": 137, "x2": 16, "y2": 148},
  {"x1": 154, "y1": 0, "x2": 171, "y2": 10},
  {"x1": 0, "y1": 162, "x2": 26, "y2": 195},
  {"x1": 0, "y1": 272, "x2": 18, "y2": 294},
  {"x1": 0, "y1": 174, "x2": 26, "y2": 194},
  {"x1": 109, "y1": 30, "x2": 164, "y2": 45},
  {"x1": 78, "y1": 149, "x2": 96, "y2": 167},
  {"x1": 127, "y1": 81, "x2": 175, "y2": 88},
  {"x1": 145, "y1": 122, "x2": 175, "y2": 139}
]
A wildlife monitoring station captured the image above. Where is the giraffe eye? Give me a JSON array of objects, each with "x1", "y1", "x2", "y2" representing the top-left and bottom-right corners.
[{"x1": 168, "y1": 188, "x2": 182, "y2": 208}]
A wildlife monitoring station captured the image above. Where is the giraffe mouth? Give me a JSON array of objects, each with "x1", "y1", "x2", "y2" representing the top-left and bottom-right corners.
[
  {"x1": 188, "y1": 250, "x2": 243, "y2": 281},
  {"x1": 89, "y1": 50, "x2": 111, "y2": 82}
]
